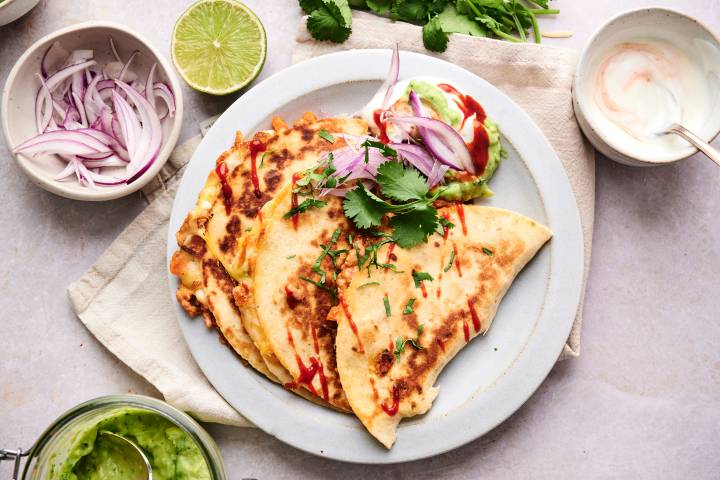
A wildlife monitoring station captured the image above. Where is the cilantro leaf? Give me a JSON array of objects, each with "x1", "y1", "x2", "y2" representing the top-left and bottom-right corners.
[
  {"x1": 412, "y1": 270, "x2": 433, "y2": 288},
  {"x1": 393, "y1": 0, "x2": 428, "y2": 22},
  {"x1": 383, "y1": 294, "x2": 391, "y2": 317},
  {"x1": 437, "y1": 5, "x2": 486, "y2": 36},
  {"x1": 318, "y1": 129, "x2": 335, "y2": 143},
  {"x1": 423, "y1": 15, "x2": 449, "y2": 52},
  {"x1": 348, "y1": 0, "x2": 367, "y2": 7},
  {"x1": 403, "y1": 297, "x2": 416, "y2": 315},
  {"x1": 444, "y1": 249, "x2": 455, "y2": 272},
  {"x1": 299, "y1": 0, "x2": 323, "y2": 14},
  {"x1": 393, "y1": 324, "x2": 424, "y2": 361},
  {"x1": 283, "y1": 198, "x2": 327, "y2": 219},
  {"x1": 482, "y1": 247, "x2": 494, "y2": 256},
  {"x1": 366, "y1": 0, "x2": 391, "y2": 14},
  {"x1": 307, "y1": 0, "x2": 352, "y2": 43},
  {"x1": 376, "y1": 161, "x2": 428, "y2": 202},
  {"x1": 343, "y1": 186, "x2": 388, "y2": 229},
  {"x1": 390, "y1": 204, "x2": 439, "y2": 248}
]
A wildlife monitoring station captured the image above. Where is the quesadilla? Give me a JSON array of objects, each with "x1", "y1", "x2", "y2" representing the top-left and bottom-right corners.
[
  {"x1": 331, "y1": 205, "x2": 552, "y2": 448},
  {"x1": 234, "y1": 182, "x2": 354, "y2": 411}
]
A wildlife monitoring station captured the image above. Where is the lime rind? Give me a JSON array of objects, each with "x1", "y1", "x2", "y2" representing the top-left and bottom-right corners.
[{"x1": 172, "y1": 0, "x2": 267, "y2": 95}]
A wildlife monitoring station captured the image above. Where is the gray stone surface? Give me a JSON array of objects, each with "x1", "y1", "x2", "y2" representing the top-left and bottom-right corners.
[{"x1": 1, "y1": 0, "x2": 719, "y2": 478}]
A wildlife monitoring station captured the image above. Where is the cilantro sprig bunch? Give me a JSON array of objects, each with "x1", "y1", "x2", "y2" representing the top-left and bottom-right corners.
[
  {"x1": 299, "y1": 0, "x2": 558, "y2": 52},
  {"x1": 344, "y1": 161, "x2": 445, "y2": 248}
]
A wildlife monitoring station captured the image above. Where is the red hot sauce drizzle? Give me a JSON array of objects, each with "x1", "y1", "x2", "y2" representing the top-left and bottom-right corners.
[
  {"x1": 467, "y1": 298, "x2": 482, "y2": 333},
  {"x1": 381, "y1": 383, "x2": 401, "y2": 416},
  {"x1": 437, "y1": 83, "x2": 490, "y2": 175},
  {"x1": 452, "y1": 242, "x2": 463, "y2": 277},
  {"x1": 285, "y1": 286, "x2": 300, "y2": 310},
  {"x1": 290, "y1": 172, "x2": 300, "y2": 230},
  {"x1": 373, "y1": 109, "x2": 390, "y2": 144},
  {"x1": 311, "y1": 324, "x2": 320, "y2": 355},
  {"x1": 287, "y1": 328, "x2": 329, "y2": 401},
  {"x1": 441, "y1": 212, "x2": 451, "y2": 240},
  {"x1": 463, "y1": 319, "x2": 470, "y2": 342},
  {"x1": 215, "y1": 161, "x2": 233, "y2": 215},
  {"x1": 340, "y1": 295, "x2": 364, "y2": 353},
  {"x1": 249, "y1": 139, "x2": 266, "y2": 199},
  {"x1": 455, "y1": 203, "x2": 467, "y2": 236},
  {"x1": 385, "y1": 243, "x2": 396, "y2": 265},
  {"x1": 419, "y1": 281, "x2": 428, "y2": 298}
]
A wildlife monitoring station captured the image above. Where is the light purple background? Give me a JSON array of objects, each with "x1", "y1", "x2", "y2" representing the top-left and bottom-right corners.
[{"x1": 1, "y1": 1, "x2": 718, "y2": 478}]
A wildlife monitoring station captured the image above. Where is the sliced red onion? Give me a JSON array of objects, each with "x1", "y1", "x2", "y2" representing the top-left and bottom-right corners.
[
  {"x1": 390, "y1": 142, "x2": 435, "y2": 175},
  {"x1": 145, "y1": 63, "x2": 157, "y2": 110},
  {"x1": 118, "y1": 50, "x2": 139, "y2": 82},
  {"x1": 40, "y1": 41, "x2": 61, "y2": 78},
  {"x1": 72, "y1": 92, "x2": 88, "y2": 127},
  {"x1": 109, "y1": 36, "x2": 122, "y2": 63},
  {"x1": 381, "y1": 44, "x2": 400, "y2": 110},
  {"x1": 153, "y1": 83, "x2": 176, "y2": 118},
  {"x1": 387, "y1": 116, "x2": 473, "y2": 174},
  {"x1": 426, "y1": 160, "x2": 448, "y2": 188},
  {"x1": 115, "y1": 80, "x2": 162, "y2": 176},
  {"x1": 45, "y1": 60, "x2": 96, "y2": 92},
  {"x1": 14, "y1": 129, "x2": 110, "y2": 153},
  {"x1": 111, "y1": 90, "x2": 141, "y2": 160},
  {"x1": 35, "y1": 75, "x2": 53, "y2": 133}
]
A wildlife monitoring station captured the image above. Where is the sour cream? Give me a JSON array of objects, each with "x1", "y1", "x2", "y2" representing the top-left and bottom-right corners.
[{"x1": 585, "y1": 37, "x2": 720, "y2": 160}]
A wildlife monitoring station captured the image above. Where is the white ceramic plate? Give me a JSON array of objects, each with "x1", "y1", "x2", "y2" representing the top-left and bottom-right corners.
[{"x1": 167, "y1": 50, "x2": 583, "y2": 464}]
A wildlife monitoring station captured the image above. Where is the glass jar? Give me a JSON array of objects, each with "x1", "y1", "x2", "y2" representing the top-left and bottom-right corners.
[{"x1": 4, "y1": 395, "x2": 226, "y2": 479}]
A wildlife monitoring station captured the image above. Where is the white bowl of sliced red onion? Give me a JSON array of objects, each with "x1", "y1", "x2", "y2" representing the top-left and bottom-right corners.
[{"x1": 1, "y1": 21, "x2": 183, "y2": 201}]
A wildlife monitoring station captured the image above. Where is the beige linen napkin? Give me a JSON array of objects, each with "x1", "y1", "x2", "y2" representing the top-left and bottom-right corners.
[{"x1": 68, "y1": 12, "x2": 594, "y2": 427}]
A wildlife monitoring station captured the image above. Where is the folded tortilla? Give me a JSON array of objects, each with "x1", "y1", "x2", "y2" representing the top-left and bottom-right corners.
[{"x1": 331, "y1": 205, "x2": 552, "y2": 447}]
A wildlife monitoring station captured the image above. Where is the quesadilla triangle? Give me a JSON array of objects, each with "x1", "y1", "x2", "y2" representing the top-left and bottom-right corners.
[
  {"x1": 234, "y1": 182, "x2": 354, "y2": 411},
  {"x1": 331, "y1": 205, "x2": 552, "y2": 448},
  {"x1": 170, "y1": 248, "x2": 276, "y2": 381}
]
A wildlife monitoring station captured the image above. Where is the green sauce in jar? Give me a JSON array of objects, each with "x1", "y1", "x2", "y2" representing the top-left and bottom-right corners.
[{"x1": 54, "y1": 409, "x2": 211, "y2": 480}]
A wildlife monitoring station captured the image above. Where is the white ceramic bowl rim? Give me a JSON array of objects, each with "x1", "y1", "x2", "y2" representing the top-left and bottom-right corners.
[
  {"x1": 574, "y1": 7, "x2": 720, "y2": 164},
  {"x1": 1, "y1": 20, "x2": 184, "y2": 201}
]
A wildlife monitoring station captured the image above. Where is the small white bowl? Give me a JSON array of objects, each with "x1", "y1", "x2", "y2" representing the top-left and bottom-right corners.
[
  {"x1": 0, "y1": 0, "x2": 41, "y2": 26},
  {"x1": 1, "y1": 21, "x2": 184, "y2": 201},
  {"x1": 573, "y1": 8, "x2": 720, "y2": 167}
]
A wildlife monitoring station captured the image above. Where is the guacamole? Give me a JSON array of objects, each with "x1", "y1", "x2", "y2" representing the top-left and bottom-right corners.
[
  {"x1": 54, "y1": 409, "x2": 211, "y2": 480},
  {"x1": 437, "y1": 118, "x2": 506, "y2": 202},
  {"x1": 404, "y1": 80, "x2": 462, "y2": 127}
]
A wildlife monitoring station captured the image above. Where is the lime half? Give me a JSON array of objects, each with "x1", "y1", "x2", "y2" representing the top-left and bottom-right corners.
[{"x1": 172, "y1": 0, "x2": 266, "y2": 95}]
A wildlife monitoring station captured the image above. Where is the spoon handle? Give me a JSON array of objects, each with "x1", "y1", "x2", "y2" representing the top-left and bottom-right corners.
[{"x1": 667, "y1": 124, "x2": 720, "y2": 167}]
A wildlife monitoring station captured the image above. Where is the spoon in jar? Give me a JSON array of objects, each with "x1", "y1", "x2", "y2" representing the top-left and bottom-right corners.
[{"x1": 98, "y1": 431, "x2": 152, "y2": 480}]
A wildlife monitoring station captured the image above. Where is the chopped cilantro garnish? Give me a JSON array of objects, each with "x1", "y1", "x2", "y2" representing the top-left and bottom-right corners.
[
  {"x1": 360, "y1": 139, "x2": 397, "y2": 160},
  {"x1": 358, "y1": 281, "x2": 380, "y2": 289},
  {"x1": 286, "y1": 254, "x2": 296, "y2": 259},
  {"x1": 444, "y1": 249, "x2": 455, "y2": 272},
  {"x1": 318, "y1": 129, "x2": 335, "y2": 143},
  {"x1": 383, "y1": 294, "x2": 391, "y2": 317},
  {"x1": 412, "y1": 270, "x2": 433, "y2": 288},
  {"x1": 482, "y1": 247, "x2": 494, "y2": 256},
  {"x1": 283, "y1": 198, "x2": 327, "y2": 219},
  {"x1": 244, "y1": 227, "x2": 253, "y2": 232},
  {"x1": 393, "y1": 324, "x2": 424, "y2": 361},
  {"x1": 439, "y1": 215, "x2": 455, "y2": 230},
  {"x1": 403, "y1": 298, "x2": 416, "y2": 315},
  {"x1": 342, "y1": 161, "x2": 444, "y2": 248}
]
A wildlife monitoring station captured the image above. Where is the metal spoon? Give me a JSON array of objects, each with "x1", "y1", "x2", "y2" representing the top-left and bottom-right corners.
[
  {"x1": 653, "y1": 85, "x2": 720, "y2": 167},
  {"x1": 661, "y1": 123, "x2": 720, "y2": 167},
  {"x1": 98, "y1": 431, "x2": 152, "y2": 480}
]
